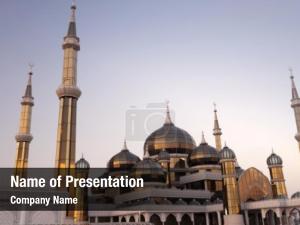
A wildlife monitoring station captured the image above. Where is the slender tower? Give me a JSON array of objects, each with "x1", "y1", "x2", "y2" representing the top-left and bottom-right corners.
[
  {"x1": 55, "y1": 2, "x2": 81, "y2": 173},
  {"x1": 290, "y1": 69, "x2": 300, "y2": 151},
  {"x1": 15, "y1": 66, "x2": 34, "y2": 178},
  {"x1": 219, "y1": 145, "x2": 244, "y2": 225},
  {"x1": 267, "y1": 151, "x2": 288, "y2": 198},
  {"x1": 213, "y1": 103, "x2": 222, "y2": 151}
]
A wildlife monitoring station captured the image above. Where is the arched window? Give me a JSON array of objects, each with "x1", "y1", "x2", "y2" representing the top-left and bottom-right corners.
[{"x1": 150, "y1": 214, "x2": 162, "y2": 225}]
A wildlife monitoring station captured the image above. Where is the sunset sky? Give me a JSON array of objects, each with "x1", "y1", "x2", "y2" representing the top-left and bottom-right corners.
[{"x1": 0, "y1": 0, "x2": 300, "y2": 194}]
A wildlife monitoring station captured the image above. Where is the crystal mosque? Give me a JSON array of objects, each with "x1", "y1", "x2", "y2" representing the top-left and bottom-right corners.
[{"x1": 2, "y1": 3, "x2": 300, "y2": 225}]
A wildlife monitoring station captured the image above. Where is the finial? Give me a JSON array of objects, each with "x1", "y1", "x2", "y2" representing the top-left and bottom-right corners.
[
  {"x1": 28, "y1": 63, "x2": 34, "y2": 75},
  {"x1": 290, "y1": 67, "x2": 299, "y2": 99},
  {"x1": 81, "y1": 153, "x2": 84, "y2": 159},
  {"x1": 122, "y1": 139, "x2": 128, "y2": 150},
  {"x1": 70, "y1": 0, "x2": 76, "y2": 22},
  {"x1": 164, "y1": 100, "x2": 173, "y2": 124},
  {"x1": 27, "y1": 63, "x2": 34, "y2": 86},
  {"x1": 271, "y1": 148, "x2": 274, "y2": 154},
  {"x1": 213, "y1": 102, "x2": 217, "y2": 112},
  {"x1": 23, "y1": 64, "x2": 34, "y2": 98},
  {"x1": 201, "y1": 131, "x2": 207, "y2": 144},
  {"x1": 289, "y1": 67, "x2": 294, "y2": 80},
  {"x1": 71, "y1": 0, "x2": 76, "y2": 9},
  {"x1": 224, "y1": 141, "x2": 227, "y2": 147}
]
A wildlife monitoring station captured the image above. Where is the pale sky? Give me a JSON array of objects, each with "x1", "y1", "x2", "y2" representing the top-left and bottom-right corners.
[{"x1": 0, "y1": 0, "x2": 300, "y2": 195}]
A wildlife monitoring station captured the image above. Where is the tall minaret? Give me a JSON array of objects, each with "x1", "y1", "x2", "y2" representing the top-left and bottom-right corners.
[
  {"x1": 213, "y1": 103, "x2": 222, "y2": 151},
  {"x1": 55, "y1": 2, "x2": 81, "y2": 172},
  {"x1": 290, "y1": 68, "x2": 300, "y2": 151},
  {"x1": 15, "y1": 66, "x2": 34, "y2": 178}
]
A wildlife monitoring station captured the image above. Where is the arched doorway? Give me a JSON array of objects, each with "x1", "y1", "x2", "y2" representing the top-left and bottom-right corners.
[
  {"x1": 166, "y1": 214, "x2": 178, "y2": 225},
  {"x1": 281, "y1": 210, "x2": 288, "y2": 225},
  {"x1": 140, "y1": 214, "x2": 146, "y2": 222},
  {"x1": 194, "y1": 213, "x2": 206, "y2": 225},
  {"x1": 288, "y1": 208, "x2": 300, "y2": 225},
  {"x1": 209, "y1": 212, "x2": 218, "y2": 225},
  {"x1": 129, "y1": 216, "x2": 135, "y2": 222},
  {"x1": 121, "y1": 217, "x2": 126, "y2": 222},
  {"x1": 180, "y1": 214, "x2": 192, "y2": 225},
  {"x1": 248, "y1": 209, "x2": 263, "y2": 225},
  {"x1": 264, "y1": 210, "x2": 280, "y2": 225},
  {"x1": 150, "y1": 214, "x2": 162, "y2": 225}
]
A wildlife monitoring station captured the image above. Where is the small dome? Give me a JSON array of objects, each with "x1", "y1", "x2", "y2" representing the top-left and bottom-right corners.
[
  {"x1": 235, "y1": 160, "x2": 244, "y2": 177},
  {"x1": 143, "y1": 198, "x2": 156, "y2": 205},
  {"x1": 160, "y1": 198, "x2": 172, "y2": 205},
  {"x1": 175, "y1": 198, "x2": 187, "y2": 205},
  {"x1": 189, "y1": 133, "x2": 219, "y2": 166},
  {"x1": 291, "y1": 192, "x2": 300, "y2": 199},
  {"x1": 219, "y1": 145, "x2": 236, "y2": 160},
  {"x1": 133, "y1": 158, "x2": 165, "y2": 183},
  {"x1": 158, "y1": 149, "x2": 170, "y2": 161},
  {"x1": 75, "y1": 156, "x2": 90, "y2": 169},
  {"x1": 108, "y1": 141, "x2": 140, "y2": 169},
  {"x1": 144, "y1": 107, "x2": 196, "y2": 156},
  {"x1": 267, "y1": 152, "x2": 283, "y2": 166},
  {"x1": 189, "y1": 199, "x2": 200, "y2": 205},
  {"x1": 214, "y1": 198, "x2": 223, "y2": 204}
]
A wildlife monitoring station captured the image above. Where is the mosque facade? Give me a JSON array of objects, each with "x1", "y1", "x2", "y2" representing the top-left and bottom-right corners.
[{"x1": 3, "y1": 3, "x2": 300, "y2": 225}]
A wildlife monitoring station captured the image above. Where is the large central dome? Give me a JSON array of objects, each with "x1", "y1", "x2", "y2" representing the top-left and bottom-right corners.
[{"x1": 144, "y1": 107, "x2": 196, "y2": 156}]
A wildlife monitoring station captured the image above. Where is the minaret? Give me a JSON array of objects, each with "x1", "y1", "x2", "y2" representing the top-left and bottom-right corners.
[
  {"x1": 55, "y1": 2, "x2": 81, "y2": 173},
  {"x1": 15, "y1": 66, "x2": 34, "y2": 178},
  {"x1": 213, "y1": 103, "x2": 222, "y2": 151},
  {"x1": 290, "y1": 69, "x2": 300, "y2": 151},
  {"x1": 267, "y1": 150, "x2": 288, "y2": 198},
  {"x1": 219, "y1": 145, "x2": 245, "y2": 225}
]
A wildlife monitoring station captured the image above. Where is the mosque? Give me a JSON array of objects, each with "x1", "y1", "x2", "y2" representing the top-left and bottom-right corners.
[{"x1": 4, "y1": 2, "x2": 300, "y2": 225}]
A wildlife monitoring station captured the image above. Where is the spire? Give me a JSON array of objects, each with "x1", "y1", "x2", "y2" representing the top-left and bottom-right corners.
[
  {"x1": 122, "y1": 139, "x2": 128, "y2": 150},
  {"x1": 290, "y1": 68, "x2": 299, "y2": 99},
  {"x1": 66, "y1": 1, "x2": 77, "y2": 37},
  {"x1": 201, "y1": 131, "x2": 207, "y2": 144},
  {"x1": 24, "y1": 64, "x2": 33, "y2": 98},
  {"x1": 164, "y1": 102, "x2": 173, "y2": 125},
  {"x1": 213, "y1": 103, "x2": 222, "y2": 151},
  {"x1": 213, "y1": 103, "x2": 221, "y2": 133}
]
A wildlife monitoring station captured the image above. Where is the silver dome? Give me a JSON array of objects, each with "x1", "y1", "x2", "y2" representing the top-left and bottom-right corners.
[
  {"x1": 189, "y1": 135, "x2": 219, "y2": 166},
  {"x1": 108, "y1": 143, "x2": 140, "y2": 169},
  {"x1": 75, "y1": 156, "x2": 90, "y2": 169},
  {"x1": 291, "y1": 192, "x2": 300, "y2": 199},
  {"x1": 144, "y1": 124, "x2": 196, "y2": 156},
  {"x1": 133, "y1": 158, "x2": 165, "y2": 183},
  {"x1": 267, "y1": 152, "x2": 283, "y2": 166},
  {"x1": 219, "y1": 146, "x2": 236, "y2": 160}
]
